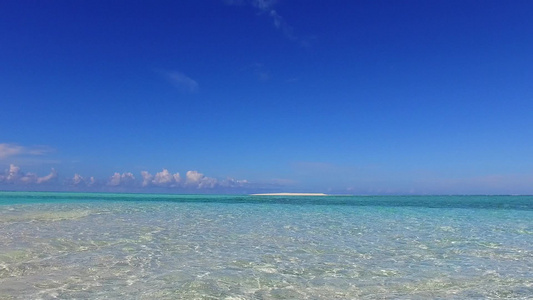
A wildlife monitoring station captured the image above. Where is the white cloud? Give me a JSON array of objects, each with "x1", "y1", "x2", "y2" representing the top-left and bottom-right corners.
[
  {"x1": 140, "y1": 169, "x2": 182, "y2": 187},
  {"x1": 186, "y1": 170, "x2": 218, "y2": 188},
  {"x1": 199, "y1": 177, "x2": 218, "y2": 188},
  {"x1": 185, "y1": 170, "x2": 204, "y2": 184},
  {"x1": 173, "y1": 173, "x2": 182, "y2": 184},
  {"x1": 138, "y1": 169, "x2": 245, "y2": 189},
  {"x1": 153, "y1": 169, "x2": 181, "y2": 187},
  {"x1": 6, "y1": 164, "x2": 21, "y2": 181},
  {"x1": 226, "y1": 0, "x2": 305, "y2": 43},
  {"x1": 165, "y1": 71, "x2": 199, "y2": 93},
  {"x1": 250, "y1": 0, "x2": 291, "y2": 37},
  {"x1": 1, "y1": 164, "x2": 250, "y2": 191},
  {"x1": 153, "y1": 169, "x2": 174, "y2": 186},
  {"x1": 251, "y1": 0, "x2": 277, "y2": 10},
  {"x1": 0, "y1": 143, "x2": 52, "y2": 159},
  {"x1": 71, "y1": 173, "x2": 84, "y2": 186},
  {"x1": 36, "y1": 168, "x2": 57, "y2": 184},
  {"x1": 108, "y1": 173, "x2": 121, "y2": 186},
  {"x1": 140, "y1": 171, "x2": 153, "y2": 187},
  {"x1": 107, "y1": 172, "x2": 136, "y2": 186},
  {"x1": 0, "y1": 164, "x2": 57, "y2": 185},
  {"x1": 219, "y1": 177, "x2": 249, "y2": 187},
  {"x1": 70, "y1": 173, "x2": 95, "y2": 187},
  {"x1": 0, "y1": 144, "x2": 23, "y2": 159},
  {"x1": 20, "y1": 173, "x2": 37, "y2": 183},
  {"x1": 269, "y1": 10, "x2": 296, "y2": 41}
]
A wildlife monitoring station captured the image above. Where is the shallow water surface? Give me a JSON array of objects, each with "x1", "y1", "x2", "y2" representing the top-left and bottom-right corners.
[{"x1": 0, "y1": 193, "x2": 532, "y2": 299}]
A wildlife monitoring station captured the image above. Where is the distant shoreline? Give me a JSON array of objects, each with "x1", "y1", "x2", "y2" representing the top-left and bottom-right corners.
[{"x1": 251, "y1": 193, "x2": 328, "y2": 196}]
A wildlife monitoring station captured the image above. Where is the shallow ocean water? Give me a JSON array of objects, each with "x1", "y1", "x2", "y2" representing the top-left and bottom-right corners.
[{"x1": 0, "y1": 192, "x2": 531, "y2": 299}]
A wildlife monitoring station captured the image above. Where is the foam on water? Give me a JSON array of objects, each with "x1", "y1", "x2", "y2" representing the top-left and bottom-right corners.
[{"x1": 0, "y1": 192, "x2": 531, "y2": 299}]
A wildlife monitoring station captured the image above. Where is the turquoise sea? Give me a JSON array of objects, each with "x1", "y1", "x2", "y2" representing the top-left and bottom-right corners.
[{"x1": 0, "y1": 192, "x2": 531, "y2": 299}]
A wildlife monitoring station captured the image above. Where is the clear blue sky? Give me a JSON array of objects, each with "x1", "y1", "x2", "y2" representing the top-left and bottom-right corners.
[{"x1": 1, "y1": 0, "x2": 533, "y2": 194}]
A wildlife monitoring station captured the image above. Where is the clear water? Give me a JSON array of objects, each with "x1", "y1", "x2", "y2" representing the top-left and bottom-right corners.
[{"x1": 0, "y1": 192, "x2": 531, "y2": 299}]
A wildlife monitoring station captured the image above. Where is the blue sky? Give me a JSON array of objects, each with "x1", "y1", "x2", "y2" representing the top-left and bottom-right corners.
[{"x1": 1, "y1": 0, "x2": 533, "y2": 194}]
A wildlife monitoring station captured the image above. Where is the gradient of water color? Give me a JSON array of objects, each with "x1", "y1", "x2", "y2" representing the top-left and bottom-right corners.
[{"x1": 0, "y1": 192, "x2": 532, "y2": 299}]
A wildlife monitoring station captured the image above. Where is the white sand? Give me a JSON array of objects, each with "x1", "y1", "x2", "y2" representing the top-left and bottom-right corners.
[{"x1": 251, "y1": 193, "x2": 327, "y2": 196}]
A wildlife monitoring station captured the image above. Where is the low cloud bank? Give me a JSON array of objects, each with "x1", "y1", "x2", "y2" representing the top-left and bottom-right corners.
[
  {"x1": 140, "y1": 169, "x2": 181, "y2": 187},
  {"x1": 108, "y1": 172, "x2": 136, "y2": 187},
  {"x1": 137, "y1": 169, "x2": 248, "y2": 189},
  {"x1": 0, "y1": 164, "x2": 57, "y2": 185},
  {"x1": 1, "y1": 164, "x2": 249, "y2": 192},
  {"x1": 61, "y1": 168, "x2": 249, "y2": 191}
]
